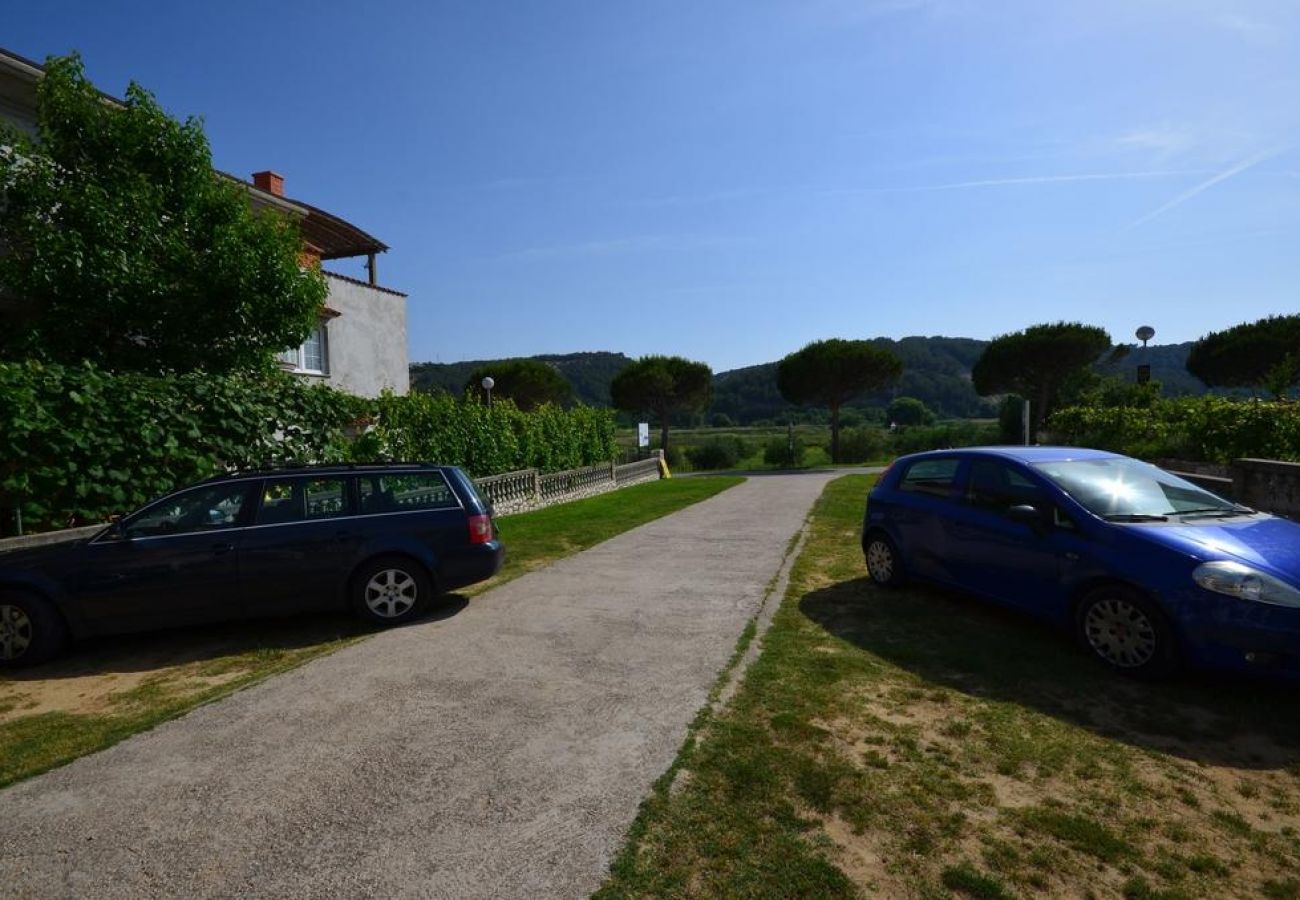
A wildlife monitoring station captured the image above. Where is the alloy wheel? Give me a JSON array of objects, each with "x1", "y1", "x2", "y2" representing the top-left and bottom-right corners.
[
  {"x1": 364, "y1": 569, "x2": 418, "y2": 619},
  {"x1": 0, "y1": 604, "x2": 33, "y2": 661},
  {"x1": 866, "y1": 540, "x2": 894, "y2": 583},
  {"x1": 1083, "y1": 597, "x2": 1157, "y2": 669}
]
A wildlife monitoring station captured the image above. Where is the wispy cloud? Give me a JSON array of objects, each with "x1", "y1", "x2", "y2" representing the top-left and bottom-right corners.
[
  {"x1": 1128, "y1": 148, "x2": 1287, "y2": 228},
  {"x1": 1114, "y1": 126, "x2": 1196, "y2": 159},
  {"x1": 841, "y1": 170, "x2": 1206, "y2": 194}
]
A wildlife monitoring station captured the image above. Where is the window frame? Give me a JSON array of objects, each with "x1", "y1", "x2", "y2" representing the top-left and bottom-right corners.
[
  {"x1": 252, "y1": 475, "x2": 356, "y2": 527},
  {"x1": 279, "y1": 320, "x2": 331, "y2": 376}
]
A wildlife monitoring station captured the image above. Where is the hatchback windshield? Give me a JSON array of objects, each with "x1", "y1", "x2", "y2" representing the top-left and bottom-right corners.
[{"x1": 1032, "y1": 458, "x2": 1237, "y2": 519}]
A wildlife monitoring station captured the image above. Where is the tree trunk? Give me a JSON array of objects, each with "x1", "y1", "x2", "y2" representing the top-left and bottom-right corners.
[
  {"x1": 658, "y1": 406, "x2": 670, "y2": 454},
  {"x1": 1035, "y1": 383, "x2": 1051, "y2": 435},
  {"x1": 830, "y1": 403, "x2": 841, "y2": 464}
]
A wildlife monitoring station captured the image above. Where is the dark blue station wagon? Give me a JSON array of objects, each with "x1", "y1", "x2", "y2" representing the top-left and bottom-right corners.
[
  {"x1": 0, "y1": 463, "x2": 504, "y2": 666},
  {"x1": 863, "y1": 447, "x2": 1300, "y2": 678}
]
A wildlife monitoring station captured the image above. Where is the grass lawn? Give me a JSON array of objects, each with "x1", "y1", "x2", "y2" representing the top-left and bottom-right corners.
[
  {"x1": 598, "y1": 474, "x2": 1300, "y2": 899},
  {"x1": 0, "y1": 475, "x2": 741, "y2": 789}
]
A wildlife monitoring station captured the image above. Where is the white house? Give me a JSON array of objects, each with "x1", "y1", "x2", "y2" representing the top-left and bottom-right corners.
[{"x1": 0, "y1": 47, "x2": 409, "y2": 397}]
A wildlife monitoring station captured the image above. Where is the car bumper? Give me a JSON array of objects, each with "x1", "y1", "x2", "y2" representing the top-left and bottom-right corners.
[
  {"x1": 1170, "y1": 587, "x2": 1300, "y2": 678},
  {"x1": 438, "y1": 541, "x2": 505, "y2": 592}
]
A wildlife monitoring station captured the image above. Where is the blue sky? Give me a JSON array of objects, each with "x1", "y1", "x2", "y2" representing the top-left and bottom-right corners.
[{"x1": 7, "y1": 1, "x2": 1300, "y2": 371}]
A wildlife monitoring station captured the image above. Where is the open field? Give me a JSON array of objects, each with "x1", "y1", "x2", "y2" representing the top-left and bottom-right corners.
[
  {"x1": 599, "y1": 474, "x2": 1300, "y2": 899},
  {"x1": 0, "y1": 476, "x2": 741, "y2": 789}
]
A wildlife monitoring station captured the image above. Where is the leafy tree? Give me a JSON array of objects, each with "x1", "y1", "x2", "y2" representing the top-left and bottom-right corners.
[
  {"x1": 886, "y1": 396, "x2": 935, "y2": 428},
  {"x1": 609, "y1": 355, "x2": 713, "y2": 452},
  {"x1": 464, "y1": 358, "x2": 572, "y2": 411},
  {"x1": 971, "y1": 322, "x2": 1112, "y2": 430},
  {"x1": 0, "y1": 54, "x2": 326, "y2": 374},
  {"x1": 1186, "y1": 315, "x2": 1300, "y2": 399},
  {"x1": 776, "y1": 339, "x2": 903, "y2": 462}
]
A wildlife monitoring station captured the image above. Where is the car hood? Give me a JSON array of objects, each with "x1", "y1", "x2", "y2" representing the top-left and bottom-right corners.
[{"x1": 1137, "y1": 515, "x2": 1300, "y2": 582}]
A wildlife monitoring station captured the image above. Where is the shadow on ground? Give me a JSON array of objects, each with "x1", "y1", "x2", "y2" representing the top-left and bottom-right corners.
[
  {"x1": 799, "y1": 577, "x2": 1300, "y2": 771},
  {"x1": 6, "y1": 594, "x2": 469, "y2": 683}
]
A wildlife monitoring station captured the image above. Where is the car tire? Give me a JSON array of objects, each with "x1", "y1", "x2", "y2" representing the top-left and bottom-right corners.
[
  {"x1": 351, "y1": 557, "x2": 434, "y2": 626},
  {"x1": 0, "y1": 591, "x2": 67, "y2": 668},
  {"x1": 863, "y1": 532, "x2": 905, "y2": 587},
  {"x1": 1075, "y1": 585, "x2": 1179, "y2": 678}
]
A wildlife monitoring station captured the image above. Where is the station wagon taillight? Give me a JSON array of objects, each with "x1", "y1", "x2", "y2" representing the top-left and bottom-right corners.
[{"x1": 468, "y1": 514, "x2": 493, "y2": 545}]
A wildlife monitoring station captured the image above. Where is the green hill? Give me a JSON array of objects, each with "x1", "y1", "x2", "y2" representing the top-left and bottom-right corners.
[
  {"x1": 409, "y1": 351, "x2": 634, "y2": 407},
  {"x1": 410, "y1": 339, "x2": 1206, "y2": 423}
]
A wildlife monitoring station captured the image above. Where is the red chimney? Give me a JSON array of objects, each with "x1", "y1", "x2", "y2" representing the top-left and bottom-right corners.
[{"x1": 252, "y1": 170, "x2": 285, "y2": 197}]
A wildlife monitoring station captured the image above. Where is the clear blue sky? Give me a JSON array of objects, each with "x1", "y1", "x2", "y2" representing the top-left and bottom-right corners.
[{"x1": 7, "y1": 1, "x2": 1300, "y2": 371}]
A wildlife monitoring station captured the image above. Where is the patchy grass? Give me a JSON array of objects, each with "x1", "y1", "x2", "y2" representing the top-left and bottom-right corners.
[
  {"x1": 598, "y1": 474, "x2": 1300, "y2": 898},
  {"x1": 0, "y1": 476, "x2": 741, "y2": 789}
]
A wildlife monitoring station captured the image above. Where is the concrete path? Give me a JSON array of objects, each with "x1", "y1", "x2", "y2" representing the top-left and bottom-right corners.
[{"x1": 0, "y1": 470, "x2": 860, "y2": 899}]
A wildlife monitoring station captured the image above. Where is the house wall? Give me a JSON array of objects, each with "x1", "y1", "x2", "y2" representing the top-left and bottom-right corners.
[{"x1": 321, "y1": 272, "x2": 409, "y2": 397}]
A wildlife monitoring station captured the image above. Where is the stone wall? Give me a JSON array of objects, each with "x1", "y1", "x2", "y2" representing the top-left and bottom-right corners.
[{"x1": 1231, "y1": 459, "x2": 1300, "y2": 520}]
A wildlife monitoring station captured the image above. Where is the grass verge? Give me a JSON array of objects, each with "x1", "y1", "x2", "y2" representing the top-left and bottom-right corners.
[
  {"x1": 597, "y1": 474, "x2": 1300, "y2": 899},
  {"x1": 0, "y1": 476, "x2": 742, "y2": 789}
]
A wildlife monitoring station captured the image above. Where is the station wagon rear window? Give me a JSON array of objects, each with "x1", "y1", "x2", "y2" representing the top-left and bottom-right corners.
[
  {"x1": 359, "y1": 473, "x2": 459, "y2": 514},
  {"x1": 899, "y1": 458, "x2": 960, "y2": 497}
]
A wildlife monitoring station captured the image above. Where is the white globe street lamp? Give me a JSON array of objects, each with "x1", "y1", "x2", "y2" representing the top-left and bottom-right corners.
[{"x1": 481, "y1": 376, "x2": 495, "y2": 408}]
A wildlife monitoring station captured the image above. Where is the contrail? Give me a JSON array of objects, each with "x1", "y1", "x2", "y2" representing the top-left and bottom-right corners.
[
  {"x1": 1128, "y1": 148, "x2": 1284, "y2": 227},
  {"x1": 881, "y1": 170, "x2": 1206, "y2": 192}
]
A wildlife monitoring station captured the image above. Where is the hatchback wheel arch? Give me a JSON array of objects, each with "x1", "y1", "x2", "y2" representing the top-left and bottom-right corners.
[
  {"x1": 863, "y1": 530, "x2": 906, "y2": 588},
  {"x1": 1074, "y1": 583, "x2": 1179, "y2": 678}
]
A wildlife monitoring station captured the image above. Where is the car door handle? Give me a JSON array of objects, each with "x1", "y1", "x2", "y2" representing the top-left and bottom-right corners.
[
  {"x1": 1063, "y1": 551, "x2": 1079, "y2": 561},
  {"x1": 211, "y1": 542, "x2": 235, "y2": 555}
]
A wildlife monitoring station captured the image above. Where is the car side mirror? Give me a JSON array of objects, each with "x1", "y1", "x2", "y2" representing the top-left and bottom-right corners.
[
  {"x1": 1007, "y1": 504, "x2": 1047, "y2": 532},
  {"x1": 104, "y1": 520, "x2": 130, "y2": 542}
]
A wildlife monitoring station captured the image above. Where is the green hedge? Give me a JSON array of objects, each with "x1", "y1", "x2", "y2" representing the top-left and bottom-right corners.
[
  {"x1": 1047, "y1": 397, "x2": 1300, "y2": 463},
  {"x1": 0, "y1": 362, "x2": 617, "y2": 534},
  {"x1": 361, "y1": 389, "x2": 616, "y2": 476}
]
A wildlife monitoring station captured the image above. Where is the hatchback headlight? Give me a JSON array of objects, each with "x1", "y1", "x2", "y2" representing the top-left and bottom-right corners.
[{"x1": 1192, "y1": 561, "x2": 1300, "y2": 608}]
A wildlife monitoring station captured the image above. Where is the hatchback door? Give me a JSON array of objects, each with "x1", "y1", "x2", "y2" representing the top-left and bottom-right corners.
[
  {"x1": 74, "y1": 481, "x2": 254, "y2": 633},
  {"x1": 942, "y1": 458, "x2": 1078, "y2": 616}
]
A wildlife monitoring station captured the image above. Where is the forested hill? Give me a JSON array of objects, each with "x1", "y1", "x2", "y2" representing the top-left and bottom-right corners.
[
  {"x1": 409, "y1": 352, "x2": 634, "y2": 406},
  {"x1": 409, "y1": 338, "x2": 1201, "y2": 423}
]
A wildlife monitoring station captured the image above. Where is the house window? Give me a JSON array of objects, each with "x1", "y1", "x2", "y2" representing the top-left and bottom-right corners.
[{"x1": 281, "y1": 321, "x2": 330, "y2": 375}]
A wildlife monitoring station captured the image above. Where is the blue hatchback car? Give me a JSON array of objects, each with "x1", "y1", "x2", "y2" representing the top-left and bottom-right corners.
[{"x1": 862, "y1": 447, "x2": 1300, "y2": 678}]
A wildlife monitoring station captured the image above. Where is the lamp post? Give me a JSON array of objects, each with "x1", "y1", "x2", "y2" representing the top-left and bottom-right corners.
[
  {"x1": 1135, "y1": 326, "x2": 1155, "y2": 384},
  {"x1": 481, "y1": 376, "x2": 494, "y2": 409}
]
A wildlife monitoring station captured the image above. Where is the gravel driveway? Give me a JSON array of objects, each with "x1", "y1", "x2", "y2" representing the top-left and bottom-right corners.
[{"x1": 0, "y1": 471, "x2": 852, "y2": 899}]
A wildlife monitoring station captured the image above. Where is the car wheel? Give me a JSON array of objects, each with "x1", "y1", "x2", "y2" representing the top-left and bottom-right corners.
[
  {"x1": 0, "y1": 592, "x2": 67, "y2": 668},
  {"x1": 864, "y1": 532, "x2": 905, "y2": 587},
  {"x1": 1076, "y1": 585, "x2": 1178, "y2": 678},
  {"x1": 351, "y1": 557, "x2": 433, "y2": 626}
]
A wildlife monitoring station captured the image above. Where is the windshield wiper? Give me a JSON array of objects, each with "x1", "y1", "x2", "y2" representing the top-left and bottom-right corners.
[
  {"x1": 1175, "y1": 506, "x2": 1255, "y2": 519},
  {"x1": 1103, "y1": 513, "x2": 1168, "y2": 522}
]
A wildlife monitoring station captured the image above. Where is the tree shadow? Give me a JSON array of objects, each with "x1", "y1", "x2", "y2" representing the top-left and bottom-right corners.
[
  {"x1": 7, "y1": 594, "x2": 470, "y2": 683},
  {"x1": 799, "y1": 577, "x2": 1300, "y2": 771}
]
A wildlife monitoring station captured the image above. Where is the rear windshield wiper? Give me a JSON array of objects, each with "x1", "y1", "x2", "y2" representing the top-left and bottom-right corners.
[{"x1": 1102, "y1": 513, "x2": 1169, "y2": 522}]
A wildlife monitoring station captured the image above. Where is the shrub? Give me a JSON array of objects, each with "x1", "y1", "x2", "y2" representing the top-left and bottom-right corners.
[
  {"x1": 835, "y1": 426, "x2": 890, "y2": 464},
  {"x1": 890, "y1": 421, "x2": 1001, "y2": 455},
  {"x1": 764, "y1": 435, "x2": 805, "y2": 468},
  {"x1": 1047, "y1": 397, "x2": 1300, "y2": 463},
  {"x1": 0, "y1": 360, "x2": 359, "y2": 533},
  {"x1": 0, "y1": 362, "x2": 619, "y2": 534},
  {"x1": 686, "y1": 439, "x2": 742, "y2": 471}
]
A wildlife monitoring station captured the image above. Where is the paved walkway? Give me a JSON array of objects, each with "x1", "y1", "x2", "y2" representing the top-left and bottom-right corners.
[{"x1": 0, "y1": 471, "x2": 856, "y2": 899}]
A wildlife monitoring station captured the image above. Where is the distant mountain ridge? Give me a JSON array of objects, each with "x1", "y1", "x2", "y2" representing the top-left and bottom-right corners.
[{"x1": 409, "y1": 338, "x2": 1203, "y2": 423}]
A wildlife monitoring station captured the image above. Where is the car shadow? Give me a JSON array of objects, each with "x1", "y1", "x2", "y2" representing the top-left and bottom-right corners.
[
  {"x1": 799, "y1": 577, "x2": 1300, "y2": 771},
  {"x1": 7, "y1": 594, "x2": 471, "y2": 682}
]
